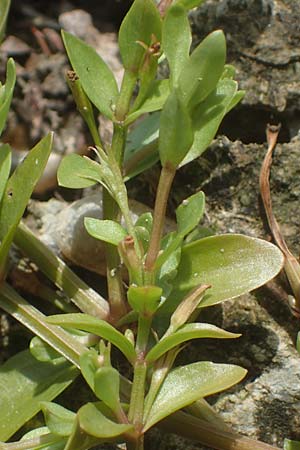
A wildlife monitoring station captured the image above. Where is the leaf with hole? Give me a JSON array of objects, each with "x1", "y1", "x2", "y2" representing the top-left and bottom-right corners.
[{"x1": 62, "y1": 31, "x2": 118, "y2": 119}]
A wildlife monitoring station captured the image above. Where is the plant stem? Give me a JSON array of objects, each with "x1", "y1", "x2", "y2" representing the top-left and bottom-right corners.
[
  {"x1": 14, "y1": 222, "x2": 110, "y2": 320},
  {"x1": 114, "y1": 70, "x2": 137, "y2": 123},
  {"x1": 128, "y1": 357, "x2": 147, "y2": 431},
  {"x1": 135, "y1": 315, "x2": 152, "y2": 354},
  {"x1": 144, "y1": 163, "x2": 176, "y2": 276},
  {"x1": 102, "y1": 69, "x2": 137, "y2": 321},
  {"x1": 102, "y1": 190, "x2": 128, "y2": 322}
]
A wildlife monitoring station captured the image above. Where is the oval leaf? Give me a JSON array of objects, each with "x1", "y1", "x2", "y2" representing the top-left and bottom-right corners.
[
  {"x1": 62, "y1": 31, "x2": 118, "y2": 119},
  {"x1": 162, "y1": 4, "x2": 191, "y2": 85},
  {"x1": 146, "y1": 323, "x2": 240, "y2": 363},
  {"x1": 159, "y1": 90, "x2": 193, "y2": 168},
  {"x1": 57, "y1": 154, "x2": 102, "y2": 189},
  {"x1": 118, "y1": 0, "x2": 162, "y2": 72},
  {"x1": 30, "y1": 336, "x2": 62, "y2": 363},
  {"x1": 84, "y1": 218, "x2": 127, "y2": 246},
  {"x1": 176, "y1": 191, "x2": 205, "y2": 236},
  {"x1": 179, "y1": 30, "x2": 226, "y2": 110},
  {"x1": 144, "y1": 361, "x2": 246, "y2": 431},
  {"x1": 47, "y1": 314, "x2": 136, "y2": 365},
  {"x1": 41, "y1": 402, "x2": 75, "y2": 437},
  {"x1": 159, "y1": 234, "x2": 284, "y2": 315},
  {"x1": 78, "y1": 402, "x2": 133, "y2": 438},
  {"x1": 180, "y1": 78, "x2": 238, "y2": 167},
  {"x1": 0, "y1": 350, "x2": 77, "y2": 441},
  {"x1": 94, "y1": 367, "x2": 121, "y2": 412}
]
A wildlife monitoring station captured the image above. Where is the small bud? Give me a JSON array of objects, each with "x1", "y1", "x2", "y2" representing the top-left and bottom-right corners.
[{"x1": 168, "y1": 284, "x2": 211, "y2": 334}]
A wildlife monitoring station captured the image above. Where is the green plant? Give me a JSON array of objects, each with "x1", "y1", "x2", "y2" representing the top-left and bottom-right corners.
[{"x1": 0, "y1": 1, "x2": 284, "y2": 450}]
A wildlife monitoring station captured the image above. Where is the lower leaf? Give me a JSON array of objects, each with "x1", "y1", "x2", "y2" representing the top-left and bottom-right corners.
[{"x1": 143, "y1": 361, "x2": 247, "y2": 431}]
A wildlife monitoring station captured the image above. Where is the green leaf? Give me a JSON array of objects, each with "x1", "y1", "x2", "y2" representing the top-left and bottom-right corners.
[
  {"x1": 126, "y1": 79, "x2": 170, "y2": 125},
  {"x1": 79, "y1": 349, "x2": 98, "y2": 391},
  {"x1": 146, "y1": 323, "x2": 240, "y2": 363},
  {"x1": 0, "y1": 133, "x2": 53, "y2": 272},
  {"x1": 84, "y1": 218, "x2": 127, "y2": 246},
  {"x1": 78, "y1": 402, "x2": 134, "y2": 438},
  {"x1": 178, "y1": 30, "x2": 226, "y2": 110},
  {"x1": 30, "y1": 336, "x2": 62, "y2": 363},
  {"x1": 0, "y1": 282, "x2": 85, "y2": 367},
  {"x1": 57, "y1": 154, "x2": 102, "y2": 188},
  {"x1": 0, "y1": 144, "x2": 11, "y2": 202},
  {"x1": 221, "y1": 64, "x2": 236, "y2": 79},
  {"x1": 127, "y1": 285, "x2": 162, "y2": 314},
  {"x1": 0, "y1": 0, "x2": 11, "y2": 43},
  {"x1": 160, "y1": 234, "x2": 284, "y2": 315},
  {"x1": 144, "y1": 361, "x2": 247, "y2": 431},
  {"x1": 175, "y1": 0, "x2": 206, "y2": 8},
  {"x1": 47, "y1": 314, "x2": 136, "y2": 365},
  {"x1": 0, "y1": 350, "x2": 77, "y2": 441},
  {"x1": 226, "y1": 90, "x2": 245, "y2": 113},
  {"x1": 159, "y1": 90, "x2": 193, "y2": 168},
  {"x1": 176, "y1": 191, "x2": 205, "y2": 236},
  {"x1": 180, "y1": 78, "x2": 239, "y2": 167},
  {"x1": 162, "y1": 4, "x2": 191, "y2": 85},
  {"x1": 94, "y1": 367, "x2": 121, "y2": 412},
  {"x1": 41, "y1": 402, "x2": 75, "y2": 437},
  {"x1": 62, "y1": 31, "x2": 118, "y2": 119},
  {"x1": 124, "y1": 113, "x2": 159, "y2": 179},
  {"x1": 118, "y1": 0, "x2": 162, "y2": 73},
  {"x1": 0, "y1": 58, "x2": 16, "y2": 136},
  {"x1": 284, "y1": 439, "x2": 300, "y2": 450},
  {"x1": 19, "y1": 427, "x2": 65, "y2": 450}
]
